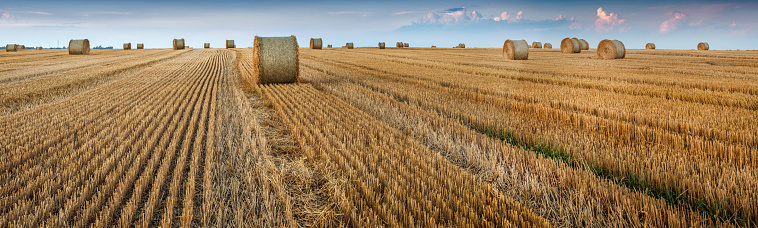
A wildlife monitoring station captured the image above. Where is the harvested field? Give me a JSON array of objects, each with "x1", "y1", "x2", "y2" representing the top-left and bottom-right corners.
[{"x1": 1, "y1": 47, "x2": 756, "y2": 227}]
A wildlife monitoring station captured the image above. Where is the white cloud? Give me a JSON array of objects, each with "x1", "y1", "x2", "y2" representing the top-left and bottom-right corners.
[
  {"x1": 421, "y1": 12, "x2": 439, "y2": 23},
  {"x1": 659, "y1": 11, "x2": 686, "y2": 33},
  {"x1": 77, "y1": 11, "x2": 132, "y2": 17},
  {"x1": 470, "y1": 10, "x2": 482, "y2": 22},
  {"x1": 594, "y1": 7, "x2": 625, "y2": 32}
]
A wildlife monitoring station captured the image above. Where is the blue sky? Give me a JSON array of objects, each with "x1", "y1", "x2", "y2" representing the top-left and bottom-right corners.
[{"x1": 1, "y1": 0, "x2": 755, "y2": 49}]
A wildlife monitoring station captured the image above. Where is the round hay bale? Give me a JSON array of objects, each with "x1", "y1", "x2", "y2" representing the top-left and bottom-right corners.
[
  {"x1": 253, "y1": 36, "x2": 299, "y2": 84},
  {"x1": 404, "y1": 43, "x2": 409, "y2": 47},
  {"x1": 19, "y1": 45, "x2": 25, "y2": 51},
  {"x1": 310, "y1": 38, "x2": 322, "y2": 49},
  {"x1": 431, "y1": 46, "x2": 436, "y2": 48},
  {"x1": 531, "y1": 42, "x2": 542, "y2": 49},
  {"x1": 646, "y1": 43, "x2": 655, "y2": 49},
  {"x1": 560, "y1": 38, "x2": 581, "y2": 53},
  {"x1": 396, "y1": 42, "x2": 403, "y2": 48},
  {"x1": 68, "y1": 39, "x2": 90, "y2": 55},
  {"x1": 137, "y1": 43, "x2": 144, "y2": 49},
  {"x1": 173, "y1": 38, "x2": 185, "y2": 50},
  {"x1": 123, "y1": 43, "x2": 131, "y2": 50},
  {"x1": 458, "y1": 43, "x2": 466, "y2": 48},
  {"x1": 204, "y1": 43, "x2": 210, "y2": 48},
  {"x1": 597, "y1": 39, "x2": 626, "y2": 60},
  {"x1": 698, "y1": 42, "x2": 709, "y2": 50},
  {"x1": 346, "y1": 43, "x2": 354, "y2": 49},
  {"x1": 579, "y1": 39, "x2": 589, "y2": 50},
  {"x1": 378, "y1": 42, "x2": 385, "y2": 49},
  {"x1": 543, "y1": 43, "x2": 552, "y2": 49},
  {"x1": 327, "y1": 44, "x2": 332, "y2": 48},
  {"x1": 226, "y1": 40, "x2": 235, "y2": 49},
  {"x1": 36, "y1": 46, "x2": 43, "y2": 50},
  {"x1": 503, "y1": 39, "x2": 529, "y2": 60},
  {"x1": 6, "y1": 44, "x2": 17, "y2": 52}
]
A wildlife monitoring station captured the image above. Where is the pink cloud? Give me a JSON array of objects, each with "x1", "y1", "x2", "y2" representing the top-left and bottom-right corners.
[
  {"x1": 514, "y1": 11, "x2": 523, "y2": 22},
  {"x1": 730, "y1": 22, "x2": 737, "y2": 27},
  {"x1": 1, "y1": 12, "x2": 15, "y2": 21},
  {"x1": 594, "y1": 7, "x2": 625, "y2": 32},
  {"x1": 659, "y1": 11, "x2": 686, "y2": 33},
  {"x1": 555, "y1": 14, "x2": 563, "y2": 21},
  {"x1": 493, "y1": 11, "x2": 510, "y2": 22}
]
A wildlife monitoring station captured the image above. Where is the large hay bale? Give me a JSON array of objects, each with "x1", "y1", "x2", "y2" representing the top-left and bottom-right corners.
[
  {"x1": 378, "y1": 42, "x2": 385, "y2": 49},
  {"x1": 253, "y1": 36, "x2": 299, "y2": 84},
  {"x1": 579, "y1": 39, "x2": 589, "y2": 50},
  {"x1": 204, "y1": 43, "x2": 210, "y2": 48},
  {"x1": 645, "y1": 43, "x2": 655, "y2": 49},
  {"x1": 531, "y1": 42, "x2": 542, "y2": 48},
  {"x1": 36, "y1": 46, "x2": 43, "y2": 50},
  {"x1": 698, "y1": 42, "x2": 709, "y2": 50},
  {"x1": 309, "y1": 38, "x2": 322, "y2": 49},
  {"x1": 561, "y1": 38, "x2": 581, "y2": 53},
  {"x1": 69, "y1": 39, "x2": 90, "y2": 55},
  {"x1": 597, "y1": 39, "x2": 626, "y2": 60},
  {"x1": 226, "y1": 40, "x2": 235, "y2": 49},
  {"x1": 396, "y1": 42, "x2": 403, "y2": 48},
  {"x1": 458, "y1": 43, "x2": 466, "y2": 48},
  {"x1": 123, "y1": 43, "x2": 131, "y2": 50},
  {"x1": 404, "y1": 43, "x2": 409, "y2": 47},
  {"x1": 346, "y1": 43, "x2": 354, "y2": 49},
  {"x1": 173, "y1": 38, "x2": 185, "y2": 50},
  {"x1": 137, "y1": 43, "x2": 144, "y2": 49},
  {"x1": 543, "y1": 43, "x2": 552, "y2": 49},
  {"x1": 5, "y1": 44, "x2": 17, "y2": 52},
  {"x1": 503, "y1": 39, "x2": 529, "y2": 60}
]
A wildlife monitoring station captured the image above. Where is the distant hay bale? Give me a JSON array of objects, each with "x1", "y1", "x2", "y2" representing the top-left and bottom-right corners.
[
  {"x1": 68, "y1": 39, "x2": 90, "y2": 55},
  {"x1": 137, "y1": 43, "x2": 144, "y2": 49},
  {"x1": 698, "y1": 42, "x2": 709, "y2": 50},
  {"x1": 123, "y1": 43, "x2": 131, "y2": 50},
  {"x1": 396, "y1": 42, "x2": 403, "y2": 48},
  {"x1": 431, "y1": 46, "x2": 436, "y2": 48},
  {"x1": 18, "y1": 45, "x2": 25, "y2": 51},
  {"x1": 458, "y1": 43, "x2": 465, "y2": 48},
  {"x1": 253, "y1": 35, "x2": 299, "y2": 84},
  {"x1": 173, "y1": 38, "x2": 185, "y2": 50},
  {"x1": 544, "y1": 43, "x2": 552, "y2": 49},
  {"x1": 5, "y1": 44, "x2": 17, "y2": 52},
  {"x1": 404, "y1": 43, "x2": 409, "y2": 47},
  {"x1": 645, "y1": 43, "x2": 655, "y2": 49},
  {"x1": 579, "y1": 39, "x2": 589, "y2": 50},
  {"x1": 531, "y1": 42, "x2": 542, "y2": 48},
  {"x1": 226, "y1": 40, "x2": 235, "y2": 49},
  {"x1": 204, "y1": 43, "x2": 210, "y2": 48},
  {"x1": 561, "y1": 38, "x2": 581, "y2": 53},
  {"x1": 309, "y1": 38, "x2": 322, "y2": 49},
  {"x1": 346, "y1": 43, "x2": 354, "y2": 49},
  {"x1": 327, "y1": 44, "x2": 332, "y2": 48},
  {"x1": 503, "y1": 39, "x2": 529, "y2": 60},
  {"x1": 36, "y1": 47, "x2": 43, "y2": 50},
  {"x1": 378, "y1": 42, "x2": 385, "y2": 49},
  {"x1": 597, "y1": 39, "x2": 626, "y2": 60}
]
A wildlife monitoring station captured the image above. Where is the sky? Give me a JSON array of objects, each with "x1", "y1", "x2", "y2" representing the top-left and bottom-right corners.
[{"x1": 1, "y1": 0, "x2": 756, "y2": 50}]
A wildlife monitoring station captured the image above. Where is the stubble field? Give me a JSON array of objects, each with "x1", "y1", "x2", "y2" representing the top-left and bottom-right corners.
[{"x1": 1, "y1": 47, "x2": 756, "y2": 227}]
